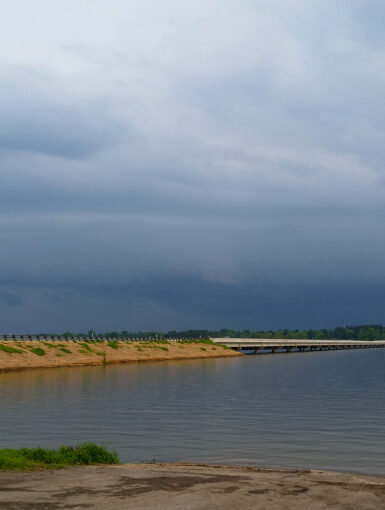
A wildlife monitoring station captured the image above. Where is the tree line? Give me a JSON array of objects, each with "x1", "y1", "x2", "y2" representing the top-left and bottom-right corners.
[{"x1": 60, "y1": 324, "x2": 385, "y2": 341}]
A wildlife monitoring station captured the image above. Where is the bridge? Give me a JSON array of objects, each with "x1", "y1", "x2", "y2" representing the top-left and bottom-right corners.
[{"x1": 213, "y1": 338, "x2": 385, "y2": 354}]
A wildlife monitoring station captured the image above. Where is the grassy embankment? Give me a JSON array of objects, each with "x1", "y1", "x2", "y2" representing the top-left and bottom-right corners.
[
  {"x1": 0, "y1": 443, "x2": 119, "y2": 471},
  {"x1": 0, "y1": 338, "x2": 240, "y2": 372}
]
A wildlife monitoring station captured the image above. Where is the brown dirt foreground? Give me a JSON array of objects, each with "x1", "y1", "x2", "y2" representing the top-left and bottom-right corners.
[
  {"x1": 1, "y1": 463, "x2": 385, "y2": 510},
  {"x1": 0, "y1": 340, "x2": 241, "y2": 372}
]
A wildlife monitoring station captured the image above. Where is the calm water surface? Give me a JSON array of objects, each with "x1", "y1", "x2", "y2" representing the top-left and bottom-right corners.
[{"x1": 1, "y1": 350, "x2": 385, "y2": 474}]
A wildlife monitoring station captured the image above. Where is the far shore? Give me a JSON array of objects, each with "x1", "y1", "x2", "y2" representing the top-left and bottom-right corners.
[
  {"x1": 0, "y1": 339, "x2": 242, "y2": 372},
  {"x1": 1, "y1": 462, "x2": 385, "y2": 509}
]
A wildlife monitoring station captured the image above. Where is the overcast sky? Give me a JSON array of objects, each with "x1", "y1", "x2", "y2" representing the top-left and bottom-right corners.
[{"x1": 1, "y1": 0, "x2": 384, "y2": 333}]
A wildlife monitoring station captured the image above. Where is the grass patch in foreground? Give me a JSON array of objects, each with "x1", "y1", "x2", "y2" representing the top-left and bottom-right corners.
[
  {"x1": 0, "y1": 344, "x2": 24, "y2": 354},
  {"x1": 0, "y1": 443, "x2": 119, "y2": 471}
]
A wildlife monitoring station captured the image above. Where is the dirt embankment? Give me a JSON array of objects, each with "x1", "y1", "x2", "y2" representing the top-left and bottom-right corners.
[
  {"x1": 0, "y1": 340, "x2": 241, "y2": 372},
  {"x1": 1, "y1": 463, "x2": 385, "y2": 509}
]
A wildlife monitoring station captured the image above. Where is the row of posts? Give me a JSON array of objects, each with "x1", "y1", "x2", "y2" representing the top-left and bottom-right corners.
[{"x1": 1, "y1": 335, "x2": 202, "y2": 342}]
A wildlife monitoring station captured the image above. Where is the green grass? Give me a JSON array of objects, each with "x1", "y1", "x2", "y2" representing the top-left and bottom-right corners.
[
  {"x1": 30, "y1": 348, "x2": 46, "y2": 356},
  {"x1": 42, "y1": 342, "x2": 58, "y2": 348},
  {"x1": 0, "y1": 344, "x2": 24, "y2": 354},
  {"x1": 60, "y1": 347, "x2": 71, "y2": 354},
  {"x1": 178, "y1": 338, "x2": 216, "y2": 345},
  {"x1": 107, "y1": 341, "x2": 120, "y2": 349},
  {"x1": 0, "y1": 443, "x2": 119, "y2": 471},
  {"x1": 79, "y1": 342, "x2": 93, "y2": 352}
]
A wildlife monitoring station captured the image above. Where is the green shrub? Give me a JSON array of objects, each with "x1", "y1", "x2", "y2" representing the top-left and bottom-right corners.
[
  {"x1": 60, "y1": 347, "x2": 71, "y2": 354},
  {"x1": 107, "y1": 341, "x2": 120, "y2": 349},
  {"x1": 30, "y1": 348, "x2": 46, "y2": 356},
  {"x1": 0, "y1": 344, "x2": 24, "y2": 354}
]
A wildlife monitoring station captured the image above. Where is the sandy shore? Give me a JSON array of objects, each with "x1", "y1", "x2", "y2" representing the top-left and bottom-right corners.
[
  {"x1": 0, "y1": 340, "x2": 241, "y2": 372},
  {"x1": 1, "y1": 462, "x2": 384, "y2": 509}
]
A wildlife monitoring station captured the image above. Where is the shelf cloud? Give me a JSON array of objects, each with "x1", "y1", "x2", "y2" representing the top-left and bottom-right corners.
[{"x1": 1, "y1": 1, "x2": 384, "y2": 332}]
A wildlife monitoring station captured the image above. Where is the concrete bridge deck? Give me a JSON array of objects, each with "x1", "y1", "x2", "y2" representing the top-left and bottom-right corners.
[{"x1": 213, "y1": 338, "x2": 385, "y2": 353}]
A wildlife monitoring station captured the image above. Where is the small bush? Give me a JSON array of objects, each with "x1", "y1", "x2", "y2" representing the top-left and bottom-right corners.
[
  {"x1": 107, "y1": 341, "x2": 120, "y2": 349},
  {"x1": 0, "y1": 344, "x2": 24, "y2": 354},
  {"x1": 60, "y1": 348, "x2": 71, "y2": 354},
  {"x1": 30, "y1": 348, "x2": 46, "y2": 356}
]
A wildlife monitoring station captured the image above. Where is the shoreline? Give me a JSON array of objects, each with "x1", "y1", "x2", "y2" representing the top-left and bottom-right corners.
[
  {"x1": 0, "y1": 340, "x2": 242, "y2": 373},
  {"x1": 1, "y1": 462, "x2": 384, "y2": 509}
]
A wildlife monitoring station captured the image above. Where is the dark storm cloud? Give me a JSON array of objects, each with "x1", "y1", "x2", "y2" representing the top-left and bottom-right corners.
[
  {"x1": 0, "y1": 291, "x2": 24, "y2": 306},
  {"x1": 73, "y1": 277, "x2": 385, "y2": 327},
  {"x1": 1, "y1": 277, "x2": 384, "y2": 333},
  {"x1": 0, "y1": 0, "x2": 384, "y2": 332}
]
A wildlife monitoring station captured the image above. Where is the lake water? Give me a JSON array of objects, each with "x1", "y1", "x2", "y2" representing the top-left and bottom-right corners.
[{"x1": 1, "y1": 349, "x2": 385, "y2": 474}]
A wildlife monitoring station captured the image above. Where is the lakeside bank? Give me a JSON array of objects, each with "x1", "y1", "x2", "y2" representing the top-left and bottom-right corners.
[
  {"x1": 0, "y1": 340, "x2": 241, "y2": 372},
  {"x1": 1, "y1": 462, "x2": 384, "y2": 509}
]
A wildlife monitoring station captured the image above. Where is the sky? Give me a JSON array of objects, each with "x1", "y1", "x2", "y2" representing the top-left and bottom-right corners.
[{"x1": 1, "y1": 0, "x2": 384, "y2": 333}]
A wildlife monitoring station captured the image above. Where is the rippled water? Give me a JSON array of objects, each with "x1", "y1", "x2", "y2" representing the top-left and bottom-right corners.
[{"x1": 1, "y1": 349, "x2": 385, "y2": 474}]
